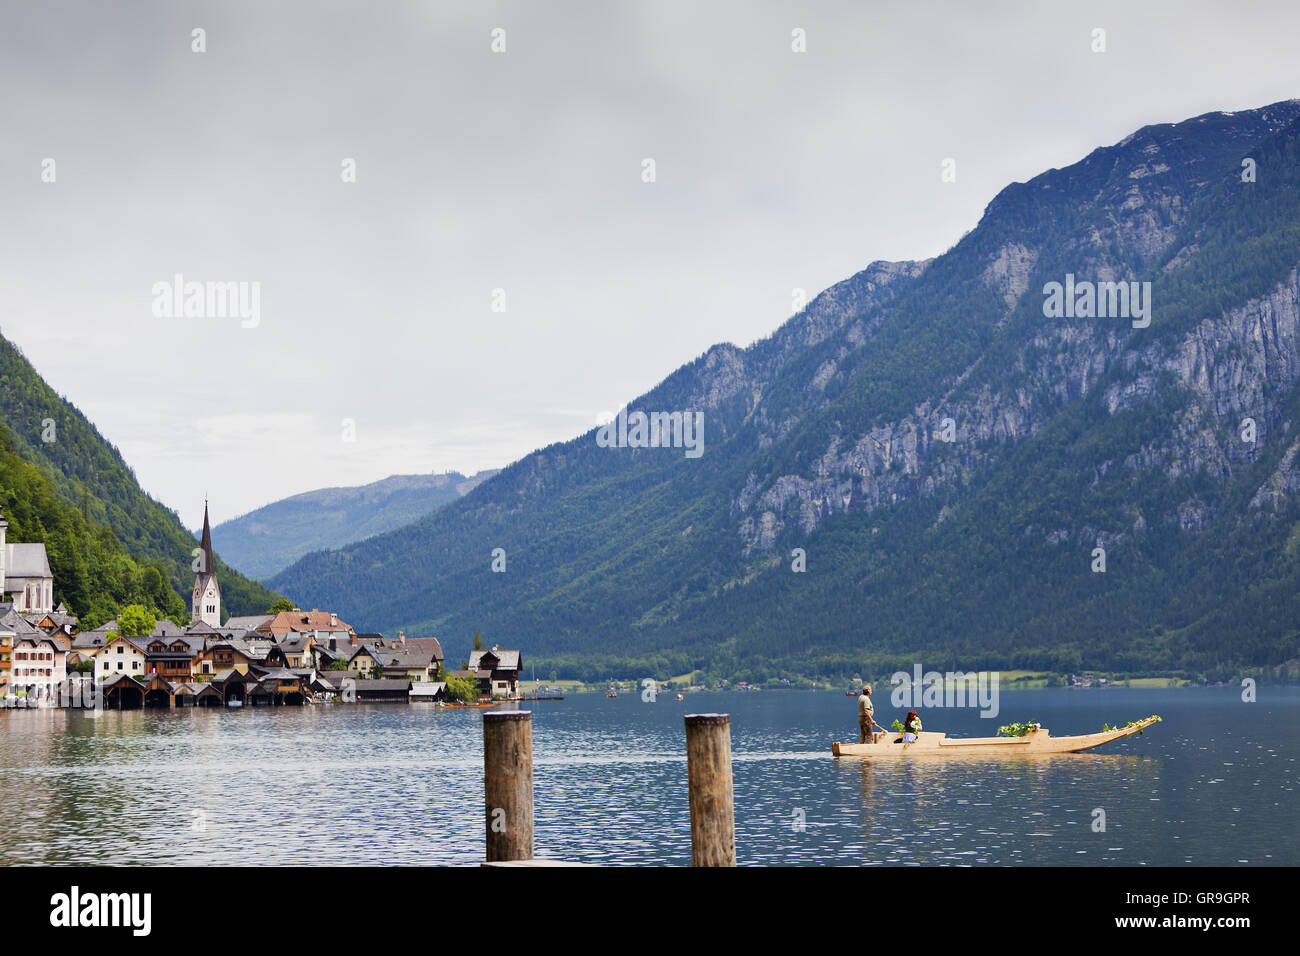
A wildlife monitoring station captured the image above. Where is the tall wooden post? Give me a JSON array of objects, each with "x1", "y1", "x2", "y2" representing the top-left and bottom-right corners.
[
  {"x1": 685, "y1": 713, "x2": 736, "y2": 866},
  {"x1": 483, "y1": 710, "x2": 534, "y2": 862}
]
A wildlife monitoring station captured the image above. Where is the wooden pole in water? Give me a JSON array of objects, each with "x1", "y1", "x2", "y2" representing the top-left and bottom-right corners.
[
  {"x1": 483, "y1": 710, "x2": 534, "y2": 862},
  {"x1": 684, "y1": 713, "x2": 736, "y2": 867}
]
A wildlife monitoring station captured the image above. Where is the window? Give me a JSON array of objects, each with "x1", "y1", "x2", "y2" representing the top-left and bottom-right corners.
[{"x1": 117, "y1": 645, "x2": 124, "y2": 654}]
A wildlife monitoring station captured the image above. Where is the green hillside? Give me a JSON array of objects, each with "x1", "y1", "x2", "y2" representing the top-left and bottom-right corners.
[{"x1": 0, "y1": 336, "x2": 281, "y2": 624}]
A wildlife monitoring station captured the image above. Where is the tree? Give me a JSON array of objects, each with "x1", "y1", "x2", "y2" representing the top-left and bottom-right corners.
[
  {"x1": 267, "y1": 597, "x2": 295, "y2": 614},
  {"x1": 111, "y1": 604, "x2": 156, "y2": 639},
  {"x1": 472, "y1": 632, "x2": 484, "y2": 651},
  {"x1": 444, "y1": 675, "x2": 479, "y2": 705}
]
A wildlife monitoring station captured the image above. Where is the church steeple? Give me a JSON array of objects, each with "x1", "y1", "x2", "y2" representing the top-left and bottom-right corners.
[
  {"x1": 199, "y1": 499, "x2": 216, "y2": 578},
  {"x1": 192, "y1": 499, "x2": 222, "y2": 627}
]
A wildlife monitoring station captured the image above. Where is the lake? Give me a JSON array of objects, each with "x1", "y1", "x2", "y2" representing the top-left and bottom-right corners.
[{"x1": 0, "y1": 686, "x2": 1294, "y2": 866}]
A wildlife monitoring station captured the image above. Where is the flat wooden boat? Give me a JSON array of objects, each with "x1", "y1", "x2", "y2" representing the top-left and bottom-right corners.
[{"x1": 832, "y1": 716, "x2": 1160, "y2": 757}]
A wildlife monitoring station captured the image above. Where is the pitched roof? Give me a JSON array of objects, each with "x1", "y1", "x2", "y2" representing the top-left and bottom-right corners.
[
  {"x1": 225, "y1": 615, "x2": 273, "y2": 630},
  {"x1": 382, "y1": 650, "x2": 437, "y2": 670},
  {"x1": 370, "y1": 635, "x2": 444, "y2": 660},
  {"x1": 4, "y1": 543, "x2": 52, "y2": 579},
  {"x1": 278, "y1": 634, "x2": 313, "y2": 653},
  {"x1": 312, "y1": 672, "x2": 356, "y2": 691},
  {"x1": 0, "y1": 609, "x2": 41, "y2": 637},
  {"x1": 262, "y1": 610, "x2": 354, "y2": 636},
  {"x1": 71, "y1": 626, "x2": 115, "y2": 649},
  {"x1": 468, "y1": 648, "x2": 521, "y2": 671},
  {"x1": 256, "y1": 667, "x2": 302, "y2": 681},
  {"x1": 353, "y1": 679, "x2": 411, "y2": 691}
]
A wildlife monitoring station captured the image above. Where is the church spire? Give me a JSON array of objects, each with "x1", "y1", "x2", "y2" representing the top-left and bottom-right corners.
[{"x1": 199, "y1": 499, "x2": 216, "y2": 575}]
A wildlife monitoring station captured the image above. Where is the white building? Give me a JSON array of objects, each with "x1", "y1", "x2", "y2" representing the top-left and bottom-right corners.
[
  {"x1": 10, "y1": 634, "x2": 68, "y2": 701},
  {"x1": 95, "y1": 636, "x2": 147, "y2": 682},
  {"x1": 0, "y1": 510, "x2": 55, "y2": 615}
]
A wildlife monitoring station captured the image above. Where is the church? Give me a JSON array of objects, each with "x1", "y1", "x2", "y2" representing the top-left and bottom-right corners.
[
  {"x1": 192, "y1": 501, "x2": 222, "y2": 627},
  {"x1": 0, "y1": 509, "x2": 55, "y2": 615}
]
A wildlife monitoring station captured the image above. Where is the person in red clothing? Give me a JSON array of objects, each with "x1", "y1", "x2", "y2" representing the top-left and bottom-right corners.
[{"x1": 901, "y1": 709, "x2": 923, "y2": 743}]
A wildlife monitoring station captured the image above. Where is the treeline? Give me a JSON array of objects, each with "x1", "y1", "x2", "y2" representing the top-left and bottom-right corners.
[{"x1": 0, "y1": 422, "x2": 187, "y2": 627}]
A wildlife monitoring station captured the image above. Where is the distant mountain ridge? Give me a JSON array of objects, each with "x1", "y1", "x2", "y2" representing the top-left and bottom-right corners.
[
  {"x1": 264, "y1": 100, "x2": 1300, "y2": 680},
  {"x1": 213, "y1": 471, "x2": 499, "y2": 580}
]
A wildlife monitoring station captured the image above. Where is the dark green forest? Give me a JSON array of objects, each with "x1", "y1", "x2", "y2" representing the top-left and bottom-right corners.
[{"x1": 0, "y1": 336, "x2": 281, "y2": 625}]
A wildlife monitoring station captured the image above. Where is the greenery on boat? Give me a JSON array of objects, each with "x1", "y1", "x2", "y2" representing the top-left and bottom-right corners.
[
  {"x1": 1101, "y1": 715, "x2": 1162, "y2": 735},
  {"x1": 996, "y1": 720, "x2": 1041, "y2": 737}
]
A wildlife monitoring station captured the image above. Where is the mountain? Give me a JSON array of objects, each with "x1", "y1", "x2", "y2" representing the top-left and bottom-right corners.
[
  {"x1": 213, "y1": 470, "x2": 499, "y2": 581},
  {"x1": 0, "y1": 336, "x2": 282, "y2": 625},
  {"x1": 271, "y1": 100, "x2": 1300, "y2": 682}
]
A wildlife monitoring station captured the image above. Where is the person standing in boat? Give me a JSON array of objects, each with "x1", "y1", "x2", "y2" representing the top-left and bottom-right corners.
[{"x1": 857, "y1": 685, "x2": 878, "y2": 744}]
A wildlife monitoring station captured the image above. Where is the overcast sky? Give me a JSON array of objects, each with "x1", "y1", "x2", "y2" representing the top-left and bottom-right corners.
[{"x1": 2, "y1": 0, "x2": 1297, "y2": 531}]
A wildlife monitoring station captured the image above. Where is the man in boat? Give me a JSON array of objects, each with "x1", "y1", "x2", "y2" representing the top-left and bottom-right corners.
[{"x1": 857, "y1": 685, "x2": 880, "y2": 744}]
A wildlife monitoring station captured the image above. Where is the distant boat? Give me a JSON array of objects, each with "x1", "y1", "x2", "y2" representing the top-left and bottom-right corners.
[
  {"x1": 226, "y1": 699, "x2": 243, "y2": 709},
  {"x1": 606, "y1": 686, "x2": 618, "y2": 698},
  {"x1": 832, "y1": 716, "x2": 1161, "y2": 757},
  {"x1": 675, "y1": 693, "x2": 684, "y2": 701}
]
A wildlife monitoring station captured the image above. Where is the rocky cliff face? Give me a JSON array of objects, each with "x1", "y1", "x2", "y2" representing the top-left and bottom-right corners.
[{"x1": 731, "y1": 104, "x2": 1300, "y2": 560}]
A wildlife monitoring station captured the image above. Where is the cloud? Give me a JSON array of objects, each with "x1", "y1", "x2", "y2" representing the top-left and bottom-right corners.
[{"x1": 3, "y1": 0, "x2": 1298, "y2": 527}]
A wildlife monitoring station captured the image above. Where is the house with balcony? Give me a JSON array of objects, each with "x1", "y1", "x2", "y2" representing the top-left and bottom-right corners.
[
  {"x1": 143, "y1": 634, "x2": 203, "y2": 682},
  {"x1": 467, "y1": 647, "x2": 522, "y2": 699}
]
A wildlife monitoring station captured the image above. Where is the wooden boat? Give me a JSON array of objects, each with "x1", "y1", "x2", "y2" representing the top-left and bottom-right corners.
[{"x1": 832, "y1": 716, "x2": 1160, "y2": 757}]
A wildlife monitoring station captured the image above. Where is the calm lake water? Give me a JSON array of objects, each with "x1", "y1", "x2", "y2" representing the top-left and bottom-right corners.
[{"x1": 0, "y1": 687, "x2": 1294, "y2": 866}]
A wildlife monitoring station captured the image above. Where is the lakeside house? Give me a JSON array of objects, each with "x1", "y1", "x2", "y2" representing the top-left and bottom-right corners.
[
  {"x1": 11, "y1": 633, "x2": 68, "y2": 700},
  {"x1": 467, "y1": 647, "x2": 522, "y2": 699},
  {"x1": 348, "y1": 632, "x2": 444, "y2": 682},
  {"x1": 93, "y1": 635, "x2": 148, "y2": 682}
]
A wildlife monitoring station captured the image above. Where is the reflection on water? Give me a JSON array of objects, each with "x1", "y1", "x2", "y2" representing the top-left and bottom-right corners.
[{"x1": 0, "y1": 688, "x2": 1294, "y2": 865}]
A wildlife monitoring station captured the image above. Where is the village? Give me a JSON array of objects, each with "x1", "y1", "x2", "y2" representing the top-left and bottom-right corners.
[{"x1": 0, "y1": 504, "x2": 522, "y2": 710}]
